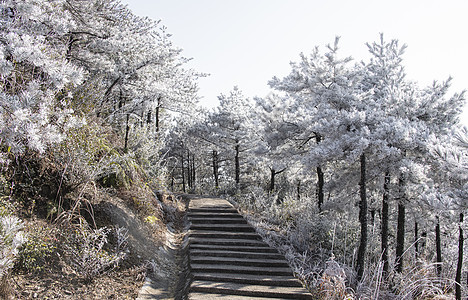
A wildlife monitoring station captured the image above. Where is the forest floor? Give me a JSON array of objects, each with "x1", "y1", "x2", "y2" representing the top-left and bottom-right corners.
[{"x1": 9, "y1": 189, "x2": 189, "y2": 299}]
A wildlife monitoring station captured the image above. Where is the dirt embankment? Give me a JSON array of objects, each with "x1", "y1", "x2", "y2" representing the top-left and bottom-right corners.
[{"x1": 11, "y1": 190, "x2": 190, "y2": 300}]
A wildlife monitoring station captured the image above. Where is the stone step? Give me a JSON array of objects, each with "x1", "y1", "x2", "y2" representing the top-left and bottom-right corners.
[
  {"x1": 189, "y1": 208, "x2": 238, "y2": 213},
  {"x1": 190, "y1": 280, "x2": 313, "y2": 299},
  {"x1": 189, "y1": 218, "x2": 248, "y2": 224},
  {"x1": 192, "y1": 272, "x2": 303, "y2": 287},
  {"x1": 191, "y1": 256, "x2": 290, "y2": 268},
  {"x1": 189, "y1": 292, "x2": 281, "y2": 300},
  {"x1": 190, "y1": 223, "x2": 255, "y2": 232},
  {"x1": 189, "y1": 238, "x2": 269, "y2": 247},
  {"x1": 188, "y1": 213, "x2": 244, "y2": 219},
  {"x1": 190, "y1": 263, "x2": 293, "y2": 276},
  {"x1": 189, "y1": 231, "x2": 261, "y2": 240},
  {"x1": 189, "y1": 244, "x2": 278, "y2": 253},
  {"x1": 190, "y1": 249, "x2": 284, "y2": 259}
]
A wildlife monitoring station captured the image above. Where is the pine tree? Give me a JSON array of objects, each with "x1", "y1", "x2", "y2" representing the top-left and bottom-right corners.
[
  {"x1": 270, "y1": 37, "x2": 376, "y2": 280},
  {"x1": 269, "y1": 37, "x2": 362, "y2": 212},
  {"x1": 206, "y1": 87, "x2": 255, "y2": 187},
  {"x1": 252, "y1": 93, "x2": 301, "y2": 193},
  {"x1": 363, "y1": 34, "x2": 465, "y2": 274},
  {"x1": 432, "y1": 127, "x2": 468, "y2": 299}
]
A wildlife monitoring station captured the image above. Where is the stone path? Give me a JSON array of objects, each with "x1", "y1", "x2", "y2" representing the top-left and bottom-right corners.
[{"x1": 187, "y1": 197, "x2": 312, "y2": 299}]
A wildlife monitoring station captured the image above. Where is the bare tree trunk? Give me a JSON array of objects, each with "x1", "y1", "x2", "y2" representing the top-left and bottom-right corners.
[
  {"x1": 139, "y1": 111, "x2": 144, "y2": 127},
  {"x1": 181, "y1": 155, "x2": 186, "y2": 193},
  {"x1": 269, "y1": 168, "x2": 276, "y2": 192},
  {"x1": 191, "y1": 154, "x2": 196, "y2": 190},
  {"x1": 395, "y1": 175, "x2": 406, "y2": 273},
  {"x1": 212, "y1": 150, "x2": 219, "y2": 188},
  {"x1": 419, "y1": 229, "x2": 427, "y2": 263},
  {"x1": 382, "y1": 171, "x2": 390, "y2": 275},
  {"x1": 155, "y1": 96, "x2": 161, "y2": 132},
  {"x1": 124, "y1": 113, "x2": 130, "y2": 152},
  {"x1": 170, "y1": 173, "x2": 174, "y2": 192},
  {"x1": 436, "y1": 216, "x2": 442, "y2": 276},
  {"x1": 118, "y1": 95, "x2": 123, "y2": 109},
  {"x1": 315, "y1": 134, "x2": 324, "y2": 212},
  {"x1": 297, "y1": 180, "x2": 301, "y2": 200},
  {"x1": 414, "y1": 221, "x2": 419, "y2": 259},
  {"x1": 455, "y1": 213, "x2": 463, "y2": 300},
  {"x1": 356, "y1": 153, "x2": 367, "y2": 282},
  {"x1": 147, "y1": 109, "x2": 152, "y2": 125},
  {"x1": 317, "y1": 166, "x2": 324, "y2": 212},
  {"x1": 421, "y1": 231, "x2": 427, "y2": 254},
  {"x1": 187, "y1": 151, "x2": 192, "y2": 189},
  {"x1": 235, "y1": 143, "x2": 240, "y2": 185},
  {"x1": 188, "y1": 151, "x2": 194, "y2": 190},
  {"x1": 269, "y1": 168, "x2": 286, "y2": 195}
]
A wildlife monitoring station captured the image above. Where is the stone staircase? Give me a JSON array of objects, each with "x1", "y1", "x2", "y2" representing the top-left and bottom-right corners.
[{"x1": 187, "y1": 197, "x2": 312, "y2": 299}]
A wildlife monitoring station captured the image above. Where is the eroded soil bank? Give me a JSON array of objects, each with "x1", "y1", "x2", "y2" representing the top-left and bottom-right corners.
[{"x1": 11, "y1": 190, "x2": 189, "y2": 300}]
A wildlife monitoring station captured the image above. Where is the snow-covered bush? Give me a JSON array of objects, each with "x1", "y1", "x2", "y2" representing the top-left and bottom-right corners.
[
  {"x1": 317, "y1": 258, "x2": 351, "y2": 299},
  {"x1": 0, "y1": 215, "x2": 25, "y2": 278},
  {"x1": 61, "y1": 220, "x2": 127, "y2": 282},
  {"x1": 16, "y1": 224, "x2": 57, "y2": 273},
  {"x1": 392, "y1": 262, "x2": 452, "y2": 299}
]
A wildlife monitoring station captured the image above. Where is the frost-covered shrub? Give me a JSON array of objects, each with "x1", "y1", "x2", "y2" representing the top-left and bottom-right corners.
[
  {"x1": 236, "y1": 186, "x2": 286, "y2": 224},
  {"x1": 288, "y1": 213, "x2": 332, "y2": 253},
  {"x1": 128, "y1": 126, "x2": 167, "y2": 186},
  {"x1": 17, "y1": 236, "x2": 56, "y2": 273},
  {"x1": 60, "y1": 121, "x2": 157, "y2": 192},
  {"x1": 392, "y1": 262, "x2": 452, "y2": 299},
  {"x1": 0, "y1": 215, "x2": 25, "y2": 278},
  {"x1": 0, "y1": 169, "x2": 24, "y2": 279},
  {"x1": 317, "y1": 258, "x2": 351, "y2": 299},
  {"x1": 235, "y1": 188, "x2": 359, "y2": 260},
  {"x1": 16, "y1": 224, "x2": 57, "y2": 273},
  {"x1": 61, "y1": 221, "x2": 127, "y2": 282}
]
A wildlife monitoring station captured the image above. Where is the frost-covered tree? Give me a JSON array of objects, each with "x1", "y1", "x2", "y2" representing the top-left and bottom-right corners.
[
  {"x1": 163, "y1": 107, "x2": 222, "y2": 193},
  {"x1": 186, "y1": 109, "x2": 229, "y2": 191},
  {"x1": 205, "y1": 87, "x2": 255, "y2": 187},
  {"x1": 360, "y1": 35, "x2": 411, "y2": 275},
  {"x1": 252, "y1": 93, "x2": 301, "y2": 193},
  {"x1": 269, "y1": 37, "x2": 364, "y2": 212},
  {"x1": 62, "y1": 0, "x2": 200, "y2": 147},
  {"x1": 431, "y1": 127, "x2": 468, "y2": 299},
  {"x1": 0, "y1": 0, "x2": 85, "y2": 154},
  {"x1": 270, "y1": 38, "x2": 375, "y2": 279},
  {"x1": 363, "y1": 34, "x2": 465, "y2": 274}
]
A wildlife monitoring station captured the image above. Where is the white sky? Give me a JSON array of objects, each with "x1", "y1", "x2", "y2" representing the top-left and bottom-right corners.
[{"x1": 122, "y1": 0, "x2": 468, "y2": 125}]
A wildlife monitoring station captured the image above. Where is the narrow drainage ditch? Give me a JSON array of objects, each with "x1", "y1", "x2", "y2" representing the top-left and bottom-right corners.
[
  {"x1": 136, "y1": 194, "x2": 192, "y2": 300},
  {"x1": 172, "y1": 200, "x2": 192, "y2": 300}
]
